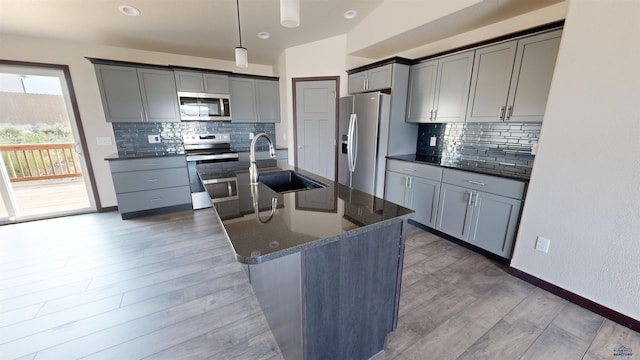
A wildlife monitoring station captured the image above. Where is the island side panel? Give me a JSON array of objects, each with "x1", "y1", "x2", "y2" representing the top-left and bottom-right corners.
[
  {"x1": 248, "y1": 252, "x2": 303, "y2": 360},
  {"x1": 302, "y1": 219, "x2": 405, "y2": 360}
]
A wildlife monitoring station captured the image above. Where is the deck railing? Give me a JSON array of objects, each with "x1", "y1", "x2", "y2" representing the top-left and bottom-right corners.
[{"x1": 0, "y1": 143, "x2": 82, "y2": 182}]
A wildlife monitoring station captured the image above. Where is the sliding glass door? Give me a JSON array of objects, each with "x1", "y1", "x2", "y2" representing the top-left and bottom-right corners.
[{"x1": 0, "y1": 64, "x2": 95, "y2": 223}]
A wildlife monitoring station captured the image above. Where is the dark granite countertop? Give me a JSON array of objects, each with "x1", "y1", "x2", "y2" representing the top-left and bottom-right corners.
[
  {"x1": 105, "y1": 153, "x2": 186, "y2": 161},
  {"x1": 387, "y1": 154, "x2": 530, "y2": 181},
  {"x1": 211, "y1": 161, "x2": 413, "y2": 264}
]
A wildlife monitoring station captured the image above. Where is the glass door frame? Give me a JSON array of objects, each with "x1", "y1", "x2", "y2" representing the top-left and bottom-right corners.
[{"x1": 0, "y1": 60, "x2": 101, "y2": 223}]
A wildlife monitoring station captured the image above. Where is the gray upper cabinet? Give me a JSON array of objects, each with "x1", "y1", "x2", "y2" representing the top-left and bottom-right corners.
[
  {"x1": 229, "y1": 77, "x2": 280, "y2": 123},
  {"x1": 348, "y1": 64, "x2": 393, "y2": 94},
  {"x1": 506, "y1": 30, "x2": 562, "y2": 122},
  {"x1": 406, "y1": 51, "x2": 473, "y2": 123},
  {"x1": 255, "y1": 79, "x2": 280, "y2": 123},
  {"x1": 137, "y1": 68, "x2": 181, "y2": 122},
  {"x1": 175, "y1": 70, "x2": 230, "y2": 94},
  {"x1": 405, "y1": 60, "x2": 437, "y2": 123},
  {"x1": 467, "y1": 29, "x2": 562, "y2": 123},
  {"x1": 95, "y1": 64, "x2": 180, "y2": 123},
  {"x1": 229, "y1": 77, "x2": 257, "y2": 122},
  {"x1": 466, "y1": 41, "x2": 518, "y2": 123}
]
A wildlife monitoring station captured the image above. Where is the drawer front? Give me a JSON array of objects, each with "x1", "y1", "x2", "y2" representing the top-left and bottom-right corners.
[
  {"x1": 109, "y1": 156, "x2": 187, "y2": 173},
  {"x1": 116, "y1": 186, "x2": 191, "y2": 213},
  {"x1": 112, "y1": 167, "x2": 189, "y2": 193},
  {"x1": 442, "y1": 169, "x2": 525, "y2": 199},
  {"x1": 387, "y1": 160, "x2": 443, "y2": 181}
]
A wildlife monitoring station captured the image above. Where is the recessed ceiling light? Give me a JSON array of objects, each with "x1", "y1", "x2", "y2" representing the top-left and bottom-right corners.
[
  {"x1": 118, "y1": 5, "x2": 140, "y2": 17},
  {"x1": 257, "y1": 32, "x2": 271, "y2": 40},
  {"x1": 343, "y1": 10, "x2": 357, "y2": 20}
]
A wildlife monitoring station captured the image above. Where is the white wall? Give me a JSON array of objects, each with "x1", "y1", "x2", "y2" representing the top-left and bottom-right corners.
[
  {"x1": 511, "y1": 0, "x2": 640, "y2": 320},
  {"x1": 0, "y1": 34, "x2": 273, "y2": 207},
  {"x1": 275, "y1": 34, "x2": 348, "y2": 163}
]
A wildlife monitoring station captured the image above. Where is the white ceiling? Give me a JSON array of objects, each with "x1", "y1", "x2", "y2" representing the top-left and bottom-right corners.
[{"x1": 0, "y1": 0, "x2": 564, "y2": 66}]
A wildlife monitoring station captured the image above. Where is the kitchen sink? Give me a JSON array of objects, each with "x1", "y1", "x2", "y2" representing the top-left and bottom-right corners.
[{"x1": 259, "y1": 170, "x2": 327, "y2": 193}]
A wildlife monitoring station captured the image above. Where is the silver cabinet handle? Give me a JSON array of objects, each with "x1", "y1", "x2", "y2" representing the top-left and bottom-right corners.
[
  {"x1": 466, "y1": 180, "x2": 486, "y2": 186},
  {"x1": 499, "y1": 106, "x2": 506, "y2": 121},
  {"x1": 142, "y1": 163, "x2": 156, "y2": 166},
  {"x1": 506, "y1": 106, "x2": 513, "y2": 121},
  {"x1": 146, "y1": 178, "x2": 159, "y2": 182},
  {"x1": 429, "y1": 109, "x2": 434, "y2": 120},
  {"x1": 150, "y1": 197, "x2": 163, "y2": 202},
  {"x1": 140, "y1": 111, "x2": 145, "y2": 122},
  {"x1": 403, "y1": 168, "x2": 416, "y2": 172},
  {"x1": 467, "y1": 191, "x2": 474, "y2": 206},
  {"x1": 433, "y1": 109, "x2": 438, "y2": 121}
]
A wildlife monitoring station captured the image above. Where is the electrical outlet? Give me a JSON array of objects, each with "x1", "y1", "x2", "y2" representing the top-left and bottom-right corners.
[
  {"x1": 531, "y1": 142, "x2": 539, "y2": 155},
  {"x1": 430, "y1": 136, "x2": 437, "y2": 146},
  {"x1": 96, "y1": 137, "x2": 112, "y2": 146},
  {"x1": 249, "y1": 132, "x2": 254, "y2": 139},
  {"x1": 535, "y1": 236, "x2": 551, "y2": 253},
  {"x1": 148, "y1": 135, "x2": 161, "y2": 144}
]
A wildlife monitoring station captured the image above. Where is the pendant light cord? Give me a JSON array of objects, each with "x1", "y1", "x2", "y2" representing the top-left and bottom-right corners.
[{"x1": 236, "y1": 0, "x2": 243, "y2": 48}]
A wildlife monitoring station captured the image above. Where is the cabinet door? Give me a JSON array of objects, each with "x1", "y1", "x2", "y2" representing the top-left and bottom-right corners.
[
  {"x1": 433, "y1": 51, "x2": 474, "y2": 123},
  {"x1": 137, "y1": 68, "x2": 181, "y2": 122},
  {"x1": 255, "y1": 79, "x2": 280, "y2": 123},
  {"x1": 204, "y1": 74, "x2": 230, "y2": 94},
  {"x1": 366, "y1": 64, "x2": 393, "y2": 91},
  {"x1": 384, "y1": 171, "x2": 408, "y2": 207},
  {"x1": 229, "y1": 77, "x2": 257, "y2": 122},
  {"x1": 468, "y1": 191, "x2": 522, "y2": 258},
  {"x1": 406, "y1": 60, "x2": 438, "y2": 123},
  {"x1": 466, "y1": 41, "x2": 517, "y2": 122},
  {"x1": 174, "y1": 71, "x2": 204, "y2": 92},
  {"x1": 348, "y1": 72, "x2": 367, "y2": 94},
  {"x1": 436, "y1": 183, "x2": 473, "y2": 240},
  {"x1": 506, "y1": 30, "x2": 562, "y2": 123},
  {"x1": 408, "y1": 176, "x2": 440, "y2": 228},
  {"x1": 95, "y1": 65, "x2": 145, "y2": 122}
]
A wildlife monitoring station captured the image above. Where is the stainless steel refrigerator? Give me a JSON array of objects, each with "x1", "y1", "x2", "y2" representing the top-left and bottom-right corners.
[{"x1": 338, "y1": 92, "x2": 391, "y2": 198}]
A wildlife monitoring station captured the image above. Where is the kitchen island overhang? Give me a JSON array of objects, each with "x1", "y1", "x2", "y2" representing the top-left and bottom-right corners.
[{"x1": 209, "y1": 161, "x2": 413, "y2": 360}]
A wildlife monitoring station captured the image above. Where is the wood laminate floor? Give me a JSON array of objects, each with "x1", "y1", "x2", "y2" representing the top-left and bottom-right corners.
[{"x1": 1, "y1": 210, "x2": 638, "y2": 359}]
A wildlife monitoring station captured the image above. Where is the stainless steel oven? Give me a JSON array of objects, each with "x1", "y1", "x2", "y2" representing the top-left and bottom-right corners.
[
  {"x1": 178, "y1": 92, "x2": 231, "y2": 121},
  {"x1": 183, "y1": 133, "x2": 239, "y2": 209}
]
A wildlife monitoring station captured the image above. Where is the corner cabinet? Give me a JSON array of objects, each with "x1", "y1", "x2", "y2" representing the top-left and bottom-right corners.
[
  {"x1": 94, "y1": 64, "x2": 180, "y2": 123},
  {"x1": 385, "y1": 160, "x2": 443, "y2": 228},
  {"x1": 406, "y1": 51, "x2": 474, "y2": 123},
  {"x1": 108, "y1": 156, "x2": 192, "y2": 219},
  {"x1": 435, "y1": 169, "x2": 526, "y2": 258},
  {"x1": 466, "y1": 30, "x2": 562, "y2": 123},
  {"x1": 348, "y1": 64, "x2": 393, "y2": 94},
  {"x1": 229, "y1": 77, "x2": 280, "y2": 123},
  {"x1": 174, "y1": 70, "x2": 229, "y2": 94}
]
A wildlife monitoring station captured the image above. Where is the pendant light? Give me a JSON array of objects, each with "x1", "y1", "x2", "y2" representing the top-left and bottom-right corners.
[
  {"x1": 235, "y1": 0, "x2": 248, "y2": 68},
  {"x1": 280, "y1": 0, "x2": 300, "y2": 28}
]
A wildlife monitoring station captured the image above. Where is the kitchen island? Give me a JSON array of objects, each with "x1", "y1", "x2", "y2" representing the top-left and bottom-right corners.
[{"x1": 210, "y1": 161, "x2": 412, "y2": 360}]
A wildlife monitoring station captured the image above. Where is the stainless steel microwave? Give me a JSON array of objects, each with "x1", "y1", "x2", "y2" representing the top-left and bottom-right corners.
[{"x1": 178, "y1": 92, "x2": 231, "y2": 121}]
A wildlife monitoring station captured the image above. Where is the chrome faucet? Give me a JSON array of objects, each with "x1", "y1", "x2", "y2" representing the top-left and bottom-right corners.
[{"x1": 249, "y1": 133, "x2": 276, "y2": 185}]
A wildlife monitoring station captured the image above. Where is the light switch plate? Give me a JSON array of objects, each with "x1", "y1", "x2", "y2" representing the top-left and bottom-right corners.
[
  {"x1": 96, "y1": 137, "x2": 112, "y2": 146},
  {"x1": 148, "y1": 135, "x2": 161, "y2": 144}
]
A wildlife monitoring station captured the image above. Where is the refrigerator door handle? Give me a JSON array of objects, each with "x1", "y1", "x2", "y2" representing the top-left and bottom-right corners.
[{"x1": 351, "y1": 113, "x2": 358, "y2": 172}]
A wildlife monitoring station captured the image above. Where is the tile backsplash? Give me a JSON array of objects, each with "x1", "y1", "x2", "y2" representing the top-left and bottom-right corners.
[
  {"x1": 112, "y1": 122, "x2": 276, "y2": 156},
  {"x1": 416, "y1": 122, "x2": 541, "y2": 178}
]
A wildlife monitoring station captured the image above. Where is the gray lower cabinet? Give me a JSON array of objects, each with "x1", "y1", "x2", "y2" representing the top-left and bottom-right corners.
[
  {"x1": 435, "y1": 169, "x2": 525, "y2": 258},
  {"x1": 229, "y1": 77, "x2": 280, "y2": 123},
  {"x1": 385, "y1": 160, "x2": 442, "y2": 228},
  {"x1": 95, "y1": 64, "x2": 180, "y2": 123},
  {"x1": 108, "y1": 156, "x2": 192, "y2": 219}
]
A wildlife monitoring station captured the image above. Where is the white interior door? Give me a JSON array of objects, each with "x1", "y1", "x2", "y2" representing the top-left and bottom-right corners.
[
  {"x1": 0, "y1": 64, "x2": 96, "y2": 223},
  {"x1": 294, "y1": 80, "x2": 337, "y2": 181}
]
